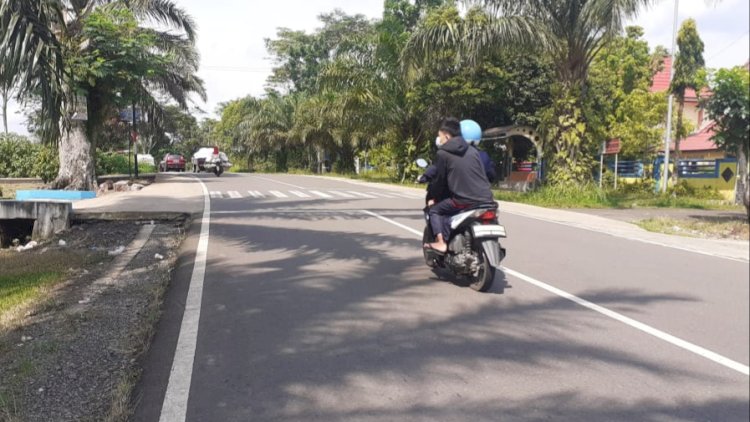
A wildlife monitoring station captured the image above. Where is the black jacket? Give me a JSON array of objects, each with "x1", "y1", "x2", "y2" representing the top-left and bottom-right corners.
[{"x1": 433, "y1": 136, "x2": 494, "y2": 205}]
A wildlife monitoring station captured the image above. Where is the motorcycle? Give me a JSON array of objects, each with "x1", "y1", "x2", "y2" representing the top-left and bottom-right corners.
[
  {"x1": 416, "y1": 158, "x2": 507, "y2": 292},
  {"x1": 204, "y1": 150, "x2": 232, "y2": 177}
]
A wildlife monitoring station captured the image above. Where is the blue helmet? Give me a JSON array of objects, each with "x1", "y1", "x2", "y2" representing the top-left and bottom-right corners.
[{"x1": 460, "y1": 119, "x2": 482, "y2": 143}]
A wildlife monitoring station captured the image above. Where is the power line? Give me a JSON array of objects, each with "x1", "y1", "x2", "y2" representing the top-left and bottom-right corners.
[{"x1": 708, "y1": 31, "x2": 750, "y2": 61}]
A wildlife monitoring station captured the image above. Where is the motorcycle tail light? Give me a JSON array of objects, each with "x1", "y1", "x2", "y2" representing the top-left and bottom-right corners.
[{"x1": 479, "y1": 210, "x2": 496, "y2": 222}]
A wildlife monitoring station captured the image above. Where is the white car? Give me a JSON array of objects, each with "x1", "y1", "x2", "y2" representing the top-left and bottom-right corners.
[{"x1": 191, "y1": 147, "x2": 217, "y2": 172}]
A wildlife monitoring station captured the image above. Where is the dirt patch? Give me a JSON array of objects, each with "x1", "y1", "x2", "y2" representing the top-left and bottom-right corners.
[{"x1": 0, "y1": 218, "x2": 186, "y2": 421}]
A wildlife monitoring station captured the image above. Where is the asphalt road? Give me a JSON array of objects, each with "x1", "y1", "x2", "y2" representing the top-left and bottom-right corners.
[{"x1": 135, "y1": 173, "x2": 749, "y2": 422}]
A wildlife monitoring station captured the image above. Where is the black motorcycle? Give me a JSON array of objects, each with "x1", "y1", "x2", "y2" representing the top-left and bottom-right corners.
[{"x1": 417, "y1": 159, "x2": 507, "y2": 292}]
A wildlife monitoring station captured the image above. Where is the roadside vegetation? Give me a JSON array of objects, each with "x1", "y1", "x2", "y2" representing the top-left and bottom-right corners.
[
  {"x1": 0, "y1": 249, "x2": 91, "y2": 322},
  {"x1": 637, "y1": 217, "x2": 749, "y2": 241}
]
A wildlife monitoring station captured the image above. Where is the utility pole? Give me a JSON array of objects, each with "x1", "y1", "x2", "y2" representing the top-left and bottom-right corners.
[
  {"x1": 661, "y1": 0, "x2": 680, "y2": 193},
  {"x1": 133, "y1": 102, "x2": 139, "y2": 178}
]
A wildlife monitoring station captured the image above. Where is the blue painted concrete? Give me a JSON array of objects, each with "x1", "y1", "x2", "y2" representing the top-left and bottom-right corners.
[{"x1": 15, "y1": 190, "x2": 96, "y2": 201}]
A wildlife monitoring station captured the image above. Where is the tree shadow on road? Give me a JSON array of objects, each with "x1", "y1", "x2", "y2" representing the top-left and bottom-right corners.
[{"x1": 170, "y1": 211, "x2": 750, "y2": 422}]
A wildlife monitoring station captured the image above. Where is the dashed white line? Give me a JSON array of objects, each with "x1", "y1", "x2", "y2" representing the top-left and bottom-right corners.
[
  {"x1": 159, "y1": 177, "x2": 211, "y2": 422},
  {"x1": 361, "y1": 208, "x2": 750, "y2": 377},
  {"x1": 269, "y1": 190, "x2": 288, "y2": 198}
]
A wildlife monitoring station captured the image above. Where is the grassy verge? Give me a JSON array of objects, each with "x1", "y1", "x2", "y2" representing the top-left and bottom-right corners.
[
  {"x1": 637, "y1": 217, "x2": 749, "y2": 241},
  {"x1": 0, "y1": 183, "x2": 44, "y2": 200},
  {"x1": 493, "y1": 184, "x2": 740, "y2": 211},
  {"x1": 0, "y1": 250, "x2": 87, "y2": 321},
  {"x1": 0, "y1": 272, "x2": 64, "y2": 315}
]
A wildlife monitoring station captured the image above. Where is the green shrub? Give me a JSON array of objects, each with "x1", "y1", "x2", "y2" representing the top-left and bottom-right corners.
[
  {"x1": 32, "y1": 146, "x2": 60, "y2": 183},
  {"x1": 0, "y1": 134, "x2": 38, "y2": 178},
  {"x1": 96, "y1": 151, "x2": 131, "y2": 175}
]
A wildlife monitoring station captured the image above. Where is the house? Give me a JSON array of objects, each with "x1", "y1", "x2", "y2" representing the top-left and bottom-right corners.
[
  {"x1": 651, "y1": 55, "x2": 722, "y2": 159},
  {"x1": 669, "y1": 121, "x2": 724, "y2": 160}
]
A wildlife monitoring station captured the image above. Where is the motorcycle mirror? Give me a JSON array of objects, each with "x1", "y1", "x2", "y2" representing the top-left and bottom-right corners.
[{"x1": 416, "y1": 158, "x2": 428, "y2": 168}]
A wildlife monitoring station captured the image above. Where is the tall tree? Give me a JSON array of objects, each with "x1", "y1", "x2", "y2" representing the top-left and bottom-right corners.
[
  {"x1": 587, "y1": 26, "x2": 668, "y2": 159},
  {"x1": 405, "y1": 0, "x2": 652, "y2": 185},
  {"x1": 0, "y1": 59, "x2": 13, "y2": 134},
  {"x1": 670, "y1": 18, "x2": 705, "y2": 180},
  {"x1": 705, "y1": 66, "x2": 750, "y2": 217},
  {"x1": 0, "y1": 0, "x2": 204, "y2": 190}
]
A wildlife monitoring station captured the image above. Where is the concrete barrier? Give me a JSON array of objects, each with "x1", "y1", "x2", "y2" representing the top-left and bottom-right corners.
[{"x1": 0, "y1": 200, "x2": 72, "y2": 243}]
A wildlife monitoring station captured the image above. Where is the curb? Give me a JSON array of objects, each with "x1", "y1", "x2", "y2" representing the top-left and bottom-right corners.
[{"x1": 72, "y1": 211, "x2": 192, "y2": 223}]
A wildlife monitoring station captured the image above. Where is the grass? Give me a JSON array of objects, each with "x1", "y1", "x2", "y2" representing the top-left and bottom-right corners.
[
  {"x1": 0, "y1": 272, "x2": 65, "y2": 316},
  {"x1": 0, "y1": 183, "x2": 44, "y2": 200},
  {"x1": 637, "y1": 217, "x2": 749, "y2": 241},
  {"x1": 493, "y1": 184, "x2": 741, "y2": 211},
  {"x1": 0, "y1": 250, "x2": 88, "y2": 321}
]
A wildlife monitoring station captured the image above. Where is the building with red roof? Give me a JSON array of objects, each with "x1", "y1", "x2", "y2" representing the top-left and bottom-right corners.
[{"x1": 652, "y1": 56, "x2": 721, "y2": 158}]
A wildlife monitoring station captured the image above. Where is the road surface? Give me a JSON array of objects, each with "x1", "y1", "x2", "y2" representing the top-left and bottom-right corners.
[{"x1": 135, "y1": 173, "x2": 749, "y2": 422}]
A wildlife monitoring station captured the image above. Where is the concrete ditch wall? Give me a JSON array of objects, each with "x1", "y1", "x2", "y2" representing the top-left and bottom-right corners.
[{"x1": 0, "y1": 201, "x2": 72, "y2": 242}]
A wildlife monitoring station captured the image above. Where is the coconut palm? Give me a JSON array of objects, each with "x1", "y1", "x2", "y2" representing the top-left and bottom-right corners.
[
  {"x1": 0, "y1": 0, "x2": 205, "y2": 189},
  {"x1": 405, "y1": 0, "x2": 653, "y2": 184}
]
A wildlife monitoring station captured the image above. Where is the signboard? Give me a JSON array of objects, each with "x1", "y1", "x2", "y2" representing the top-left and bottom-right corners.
[
  {"x1": 604, "y1": 138, "x2": 621, "y2": 155},
  {"x1": 119, "y1": 109, "x2": 142, "y2": 123}
]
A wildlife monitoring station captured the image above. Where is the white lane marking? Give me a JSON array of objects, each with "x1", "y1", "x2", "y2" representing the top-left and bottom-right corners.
[
  {"x1": 310, "y1": 190, "x2": 333, "y2": 199},
  {"x1": 290, "y1": 190, "x2": 310, "y2": 198},
  {"x1": 390, "y1": 192, "x2": 422, "y2": 199},
  {"x1": 499, "y1": 208, "x2": 748, "y2": 263},
  {"x1": 362, "y1": 210, "x2": 422, "y2": 236},
  {"x1": 247, "y1": 190, "x2": 265, "y2": 198},
  {"x1": 269, "y1": 190, "x2": 288, "y2": 198},
  {"x1": 348, "y1": 191, "x2": 377, "y2": 199},
  {"x1": 368, "y1": 191, "x2": 397, "y2": 198},
  {"x1": 209, "y1": 191, "x2": 222, "y2": 199},
  {"x1": 502, "y1": 268, "x2": 750, "y2": 376},
  {"x1": 227, "y1": 190, "x2": 242, "y2": 199},
  {"x1": 361, "y1": 209, "x2": 750, "y2": 377},
  {"x1": 329, "y1": 190, "x2": 356, "y2": 198},
  {"x1": 249, "y1": 175, "x2": 306, "y2": 189},
  {"x1": 160, "y1": 177, "x2": 211, "y2": 422}
]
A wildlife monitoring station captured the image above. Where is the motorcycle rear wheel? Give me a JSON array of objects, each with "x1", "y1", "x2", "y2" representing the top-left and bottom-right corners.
[{"x1": 468, "y1": 250, "x2": 495, "y2": 292}]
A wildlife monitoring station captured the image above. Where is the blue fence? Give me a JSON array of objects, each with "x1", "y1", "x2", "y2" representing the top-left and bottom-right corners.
[{"x1": 606, "y1": 160, "x2": 644, "y2": 178}]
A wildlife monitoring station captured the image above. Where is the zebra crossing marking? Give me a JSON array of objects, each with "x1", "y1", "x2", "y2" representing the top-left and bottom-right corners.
[
  {"x1": 247, "y1": 191, "x2": 265, "y2": 198},
  {"x1": 309, "y1": 190, "x2": 333, "y2": 198},
  {"x1": 329, "y1": 191, "x2": 356, "y2": 198},
  {"x1": 289, "y1": 190, "x2": 310, "y2": 198},
  {"x1": 210, "y1": 191, "x2": 223, "y2": 199},
  {"x1": 348, "y1": 191, "x2": 377, "y2": 199},
  {"x1": 227, "y1": 191, "x2": 242, "y2": 199},
  {"x1": 269, "y1": 190, "x2": 288, "y2": 198}
]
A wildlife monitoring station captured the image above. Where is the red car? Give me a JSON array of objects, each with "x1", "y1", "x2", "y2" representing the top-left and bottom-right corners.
[{"x1": 159, "y1": 153, "x2": 186, "y2": 172}]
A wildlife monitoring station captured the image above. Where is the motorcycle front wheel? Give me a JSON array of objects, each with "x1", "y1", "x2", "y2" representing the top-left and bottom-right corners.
[{"x1": 468, "y1": 250, "x2": 495, "y2": 292}]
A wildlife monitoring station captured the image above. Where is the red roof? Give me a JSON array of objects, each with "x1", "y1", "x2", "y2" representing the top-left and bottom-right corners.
[
  {"x1": 650, "y1": 56, "x2": 709, "y2": 100},
  {"x1": 670, "y1": 122, "x2": 719, "y2": 152}
]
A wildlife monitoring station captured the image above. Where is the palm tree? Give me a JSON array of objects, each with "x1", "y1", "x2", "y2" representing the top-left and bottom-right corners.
[
  {"x1": 0, "y1": 0, "x2": 205, "y2": 189},
  {"x1": 405, "y1": 0, "x2": 653, "y2": 184}
]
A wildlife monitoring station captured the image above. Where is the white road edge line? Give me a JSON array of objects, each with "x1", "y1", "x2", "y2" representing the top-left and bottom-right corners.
[
  {"x1": 361, "y1": 209, "x2": 750, "y2": 377},
  {"x1": 159, "y1": 177, "x2": 211, "y2": 422}
]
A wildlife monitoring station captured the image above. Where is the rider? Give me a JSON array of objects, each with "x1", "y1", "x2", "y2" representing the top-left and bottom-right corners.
[
  {"x1": 461, "y1": 120, "x2": 496, "y2": 183},
  {"x1": 425, "y1": 117, "x2": 494, "y2": 253}
]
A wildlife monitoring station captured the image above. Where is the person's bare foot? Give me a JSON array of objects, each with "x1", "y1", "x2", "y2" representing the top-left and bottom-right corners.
[{"x1": 424, "y1": 241, "x2": 447, "y2": 253}]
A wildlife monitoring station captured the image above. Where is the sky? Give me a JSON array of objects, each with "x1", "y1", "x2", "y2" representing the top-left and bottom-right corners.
[{"x1": 5, "y1": 0, "x2": 749, "y2": 135}]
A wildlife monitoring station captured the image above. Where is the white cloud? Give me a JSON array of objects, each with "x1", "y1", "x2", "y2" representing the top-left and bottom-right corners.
[{"x1": 5, "y1": 0, "x2": 748, "y2": 135}]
